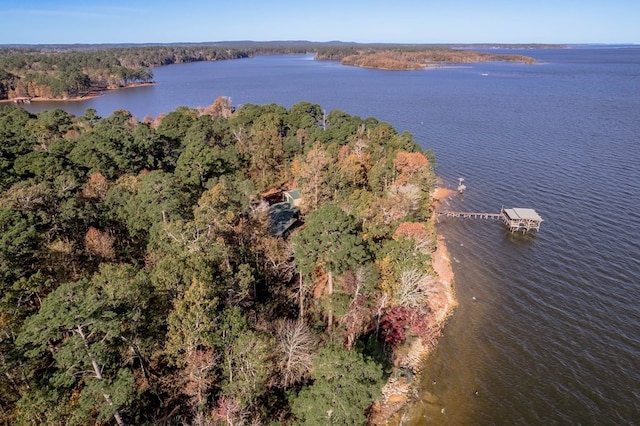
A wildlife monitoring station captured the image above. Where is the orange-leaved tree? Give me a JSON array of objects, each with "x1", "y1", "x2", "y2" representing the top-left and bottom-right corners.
[{"x1": 393, "y1": 151, "x2": 429, "y2": 185}]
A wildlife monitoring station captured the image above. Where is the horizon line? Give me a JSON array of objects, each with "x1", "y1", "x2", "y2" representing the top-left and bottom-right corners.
[{"x1": 1, "y1": 41, "x2": 639, "y2": 48}]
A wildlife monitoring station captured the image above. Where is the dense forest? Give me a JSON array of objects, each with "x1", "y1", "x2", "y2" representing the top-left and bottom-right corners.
[
  {"x1": 0, "y1": 43, "x2": 536, "y2": 100},
  {"x1": 0, "y1": 46, "x2": 262, "y2": 100},
  {"x1": 0, "y1": 98, "x2": 445, "y2": 425}
]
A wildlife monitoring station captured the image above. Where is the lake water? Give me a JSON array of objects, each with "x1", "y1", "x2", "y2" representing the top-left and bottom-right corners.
[{"x1": 24, "y1": 47, "x2": 640, "y2": 424}]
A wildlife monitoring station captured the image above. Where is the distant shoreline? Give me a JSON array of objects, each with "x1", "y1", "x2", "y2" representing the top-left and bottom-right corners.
[{"x1": 0, "y1": 82, "x2": 155, "y2": 104}]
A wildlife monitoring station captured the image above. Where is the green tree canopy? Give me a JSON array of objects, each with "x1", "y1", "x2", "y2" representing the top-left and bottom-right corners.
[
  {"x1": 292, "y1": 204, "x2": 368, "y2": 277},
  {"x1": 291, "y1": 345, "x2": 384, "y2": 425},
  {"x1": 0, "y1": 208, "x2": 40, "y2": 283},
  {"x1": 292, "y1": 204, "x2": 369, "y2": 328},
  {"x1": 16, "y1": 273, "x2": 141, "y2": 426}
]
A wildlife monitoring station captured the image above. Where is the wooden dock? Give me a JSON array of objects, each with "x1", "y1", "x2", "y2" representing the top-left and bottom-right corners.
[
  {"x1": 437, "y1": 207, "x2": 543, "y2": 233},
  {"x1": 437, "y1": 211, "x2": 502, "y2": 220},
  {"x1": 13, "y1": 97, "x2": 31, "y2": 104}
]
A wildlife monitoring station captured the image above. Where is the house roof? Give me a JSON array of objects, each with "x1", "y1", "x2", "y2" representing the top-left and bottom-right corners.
[
  {"x1": 268, "y1": 202, "x2": 299, "y2": 237},
  {"x1": 283, "y1": 189, "x2": 301, "y2": 200}
]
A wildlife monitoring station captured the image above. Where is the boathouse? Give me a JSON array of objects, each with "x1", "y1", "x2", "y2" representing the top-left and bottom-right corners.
[
  {"x1": 436, "y1": 207, "x2": 543, "y2": 233},
  {"x1": 501, "y1": 208, "x2": 543, "y2": 232}
]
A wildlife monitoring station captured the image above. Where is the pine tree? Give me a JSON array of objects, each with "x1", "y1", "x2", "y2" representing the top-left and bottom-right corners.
[
  {"x1": 16, "y1": 278, "x2": 134, "y2": 425},
  {"x1": 292, "y1": 204, "x2": 369, "y2": 328},
  {"x1": 291, "y1": 345, "x2": 383, "y2": 425}
]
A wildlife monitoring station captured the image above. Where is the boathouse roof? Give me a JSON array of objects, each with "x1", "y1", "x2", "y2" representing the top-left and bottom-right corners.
[{"x1": 502, "y1": 208, "x2": 543, "y2": 222}]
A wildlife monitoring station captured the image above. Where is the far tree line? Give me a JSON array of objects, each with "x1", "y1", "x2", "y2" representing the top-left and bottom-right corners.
[{"x1": 0, "y1": 42, "x2": 537, "y2": 100}]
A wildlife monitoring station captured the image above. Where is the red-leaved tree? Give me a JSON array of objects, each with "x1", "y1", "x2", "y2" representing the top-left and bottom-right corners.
[{"x1": 379, "y1": 306, "x2": 410, "y2": 348}]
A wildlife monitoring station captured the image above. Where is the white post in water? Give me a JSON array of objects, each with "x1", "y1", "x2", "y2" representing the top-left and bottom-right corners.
[{"x1": 457, "y1": 177, "x2": 466, "y2": 193}]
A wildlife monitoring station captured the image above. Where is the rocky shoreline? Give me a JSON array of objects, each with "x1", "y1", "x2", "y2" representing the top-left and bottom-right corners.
[{"x1": 368, "y1": 186, "x2": 458, "y2": 425}]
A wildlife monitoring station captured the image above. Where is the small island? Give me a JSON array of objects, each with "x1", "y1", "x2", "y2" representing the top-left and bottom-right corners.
[{"x1": 315, "y1": 46, "x2": 536, "y2": 70}]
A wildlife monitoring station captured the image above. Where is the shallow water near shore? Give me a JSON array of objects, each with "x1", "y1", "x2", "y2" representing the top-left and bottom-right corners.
[{"x1": 23, "y1": 46, "x2": 640, "y2": 424}]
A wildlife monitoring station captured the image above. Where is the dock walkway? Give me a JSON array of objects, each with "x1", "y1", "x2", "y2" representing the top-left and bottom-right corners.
[
  {"x1": 436, "y1": 211, "x2": 502, "y2": 220},
  {"x1": 436, "y1": 207, "x2": 543, "y2": 233}
]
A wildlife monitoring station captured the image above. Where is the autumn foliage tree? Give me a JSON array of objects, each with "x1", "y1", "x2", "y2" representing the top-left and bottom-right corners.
[
  {"x1": 333, "y1": 48, "x2": 536, "y2": 70},
  {"x1": 336, "y1": 140, "x2": 371, "y2": 189},
  {"x1": 292, "y1": 142, "x2": 332, "y2": 211},
  {"x1": 199, "y1": 96, "x2": 233, "y2": 120},
  {"x1": 379, "y1": 306, "x2": 410, "y2": 348},
  {"x1": 82, "y1": 172, "x2": 109, "y2": 200},
  {"x1": 393, "y1": 151, "x2": 429, "y2": 185},
  {"x1": 84, "y1": 226, "x2": 115, "y2": 260},
  {"x1": 393, "y1": 221, "x2": 434, "y2": 254}
]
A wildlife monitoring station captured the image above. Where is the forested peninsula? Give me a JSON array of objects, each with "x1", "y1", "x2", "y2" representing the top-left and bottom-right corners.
[
  {"x1": 0, "y1": 42, "x2": 536, "y2": 101},
  {"x1": 0, "y1": 99, "x2": 455, "y2": 425}
]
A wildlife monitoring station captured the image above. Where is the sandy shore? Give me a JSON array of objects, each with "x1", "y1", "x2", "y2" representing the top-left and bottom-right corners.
[
  {"x1": 432, "y1": 186, "x2": 458, "y2": 208},
  {"x1": 0, "y1": 95, "x2": 101, "y2": 104},
  {"x1": 368, "y1": 186, "x2": 458, "y2": 425}
]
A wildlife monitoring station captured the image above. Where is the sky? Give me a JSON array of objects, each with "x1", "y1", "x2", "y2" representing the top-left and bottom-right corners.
[{"x1": 1, "y1": 0, "x2": 638, "y2": 45}]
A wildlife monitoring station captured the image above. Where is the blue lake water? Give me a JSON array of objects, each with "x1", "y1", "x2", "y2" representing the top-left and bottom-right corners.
[{"x1": 24, "y1": 47, "x2": 640, "y2": 424}]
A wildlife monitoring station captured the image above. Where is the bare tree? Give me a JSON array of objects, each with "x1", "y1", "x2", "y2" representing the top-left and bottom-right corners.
[
  {"x1": 214, "y1": 396, "x2": 248, "y2": 426},
  {"x1": 340, "y1": 294, "x2": 370, "y2": 351},
  {"x1": 274, "y1": 319, "x2": 317, "y2": 388},
  {"x1": 183, "y1": 349, "x2": 217, "y2": 422},
  {"x1": 260, "y1": 236, "x2": 295, "y2": 283},
  {"x1": 394, "y1": 268, "x2": 436, "y2": 308},
  {"x1": 340, "y1": 267, "x2": 372, "y2": 350}
]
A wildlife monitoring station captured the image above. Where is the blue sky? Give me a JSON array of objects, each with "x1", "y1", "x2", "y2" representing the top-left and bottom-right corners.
[{"x1": 1, "y1": 0, "x2": 638, "y2": 45}]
